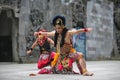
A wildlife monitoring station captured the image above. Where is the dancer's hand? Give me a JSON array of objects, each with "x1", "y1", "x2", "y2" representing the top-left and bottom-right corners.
[
  {"x1": 26, "y1": 50, "x2": 32, "y2": 55},
  {"x1": 34, "y1": 31, "x2": 42, "y2": 36},
  {"x1": 86, "y1": 28, "x2": 92, "y2": 32},
  {"x1": 34, "y1": 32, "x2": 38, "y2": 36}
]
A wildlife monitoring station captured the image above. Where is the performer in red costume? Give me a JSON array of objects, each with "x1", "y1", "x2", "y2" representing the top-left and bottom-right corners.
[
  {"x1": 27, "y1": 29, "x2": 56, "y2": 71},
  {"x1": 34, "y1": 15, "x2": 93, "y2": 76}
]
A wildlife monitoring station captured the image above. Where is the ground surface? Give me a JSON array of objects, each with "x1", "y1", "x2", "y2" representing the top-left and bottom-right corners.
[{"x1": 0, "y1": 60, "x2": 120, "y2": 80}]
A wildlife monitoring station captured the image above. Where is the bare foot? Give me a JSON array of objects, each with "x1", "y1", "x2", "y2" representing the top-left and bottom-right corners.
[{"x1": 83, "y1": 71, "x2": 93, "y2": 76}]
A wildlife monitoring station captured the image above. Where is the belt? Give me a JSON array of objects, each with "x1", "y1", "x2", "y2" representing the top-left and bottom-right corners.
[{"x1": 42, "y1": 51, "x2": 49, "y2": 54}]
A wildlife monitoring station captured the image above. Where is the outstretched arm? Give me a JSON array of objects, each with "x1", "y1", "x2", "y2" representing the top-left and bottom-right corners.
[
  {"x1": 26, "y1": 40, "x2": 38, "y2": 55},
  {"x1": 34, "y1": 30, "x2": 55, "y2": 37},
  {"x1": 69, "y1": 28, "x2": 92, "y2": 35}
]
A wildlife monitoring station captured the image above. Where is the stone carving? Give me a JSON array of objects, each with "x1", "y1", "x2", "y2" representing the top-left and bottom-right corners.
[
  {"x1": 30, "y1": 9, "x2": 44, "y2": 28},
  {"x1": 116, "y1": 32, "x2": 120, "y2": 54},
  {"x1": 114, "y1": 0, "x2": 120, "y2": 31},
  {"x1": 71, "y1": 0, "x2": 87, "y2": 27},
  {"x1": 0, "y1": 0, "x2": 20, "y2": 7},
  {"x1": 114, "y1": 13, "x2": 120, "y2": 30},
  {"x1": 26, "y1": 9, "x2": 44, "y2": 50},
  {"x1": 114, "y1": 0, "x2": 120, "y2": 56},
  {"x1": 0, "y1": 0, "x2": 21, "y2": 16}
]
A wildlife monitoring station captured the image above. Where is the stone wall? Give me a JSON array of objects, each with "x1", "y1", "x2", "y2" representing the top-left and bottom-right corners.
[
  {"x1": 0, "y1": 0, "x2": 20, "y2": 62},
  {"x1": 86, "y1": 0, "x2": 113, "y2": 60},
  {"x1": 71, "y1": 0, "x2": 87, "y2": 26},
  {"x1": 19, "y1": 0, "x2": 118, "y2": 61},
  {"x1": 25, "y1": 0, "x2": 73, "y2": 62},
  {"x1": 112, "y1": 0, "x2": 120, "y2": 59},
  {"x1": 1, "y1": 0, "x2": 119, "y2": 62}
]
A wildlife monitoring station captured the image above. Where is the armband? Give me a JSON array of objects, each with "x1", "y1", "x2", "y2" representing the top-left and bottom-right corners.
[
  {"x1": 84, "y1": 28, "x2": 88, "y2": 32},
  {"x1": 30, "y1": 48, "x2": 33, "y2": 51},
  {"x1": 38, "y1": 32, "x2": 42, "y2": 35}
]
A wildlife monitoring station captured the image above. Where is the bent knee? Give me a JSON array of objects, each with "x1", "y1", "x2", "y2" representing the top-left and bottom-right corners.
[
  {"x1": 77, "y1": 52, "x2": 84, "y2": 59},
  {"x1": 37, "y1": 62, "x2": 43, "y2": 69},
  {"x1": 37, "y1": 65, "x2": 42, "y2": 69},
  {"x1": 51, "y1": 52, "x2": 56, "y2": 59}
]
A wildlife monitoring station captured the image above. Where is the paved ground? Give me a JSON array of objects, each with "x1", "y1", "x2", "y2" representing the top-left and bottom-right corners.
[{"x1": 0, "y1": 60, "x2": 120, "y2": 80}]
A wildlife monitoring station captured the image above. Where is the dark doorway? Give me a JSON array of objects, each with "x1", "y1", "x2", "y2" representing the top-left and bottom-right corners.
[{"x1": 0, "y1": 10, "x2": 13, "y2": 62}]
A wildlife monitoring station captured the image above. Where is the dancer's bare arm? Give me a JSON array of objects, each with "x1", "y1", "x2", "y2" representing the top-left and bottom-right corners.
[
  {"x1": 26, "y1": 40, "x2": 37, "y2": 54},
  {"x1": 69, "y1": 28, "x2": 92, "y2": 36},
  {"x1": 34, "y1": 30, "x2": 55, "y2": 37}
]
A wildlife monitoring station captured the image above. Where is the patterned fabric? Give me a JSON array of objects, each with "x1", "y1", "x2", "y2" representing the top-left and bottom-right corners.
[
  {"x1": 54, "y1": 46, "x2": 79, "y2": 74},
  {"x1": 60, "y1": 44, "x2": 72, "y2": 55},
  {"x1": 37, "y1": 52, "x2": 55, "y2": 69},
  {"x1": 54, "y1": 31, "x2": 78, "y2": 73}
]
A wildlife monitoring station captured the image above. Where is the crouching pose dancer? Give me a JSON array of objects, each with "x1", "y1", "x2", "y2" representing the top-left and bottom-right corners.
[
  {"x1": 26, "y1": 29, "x2": 56, "y2": 74},
  {"x1": 34, "y1": 15, "x2": 93, "y2": 76}
]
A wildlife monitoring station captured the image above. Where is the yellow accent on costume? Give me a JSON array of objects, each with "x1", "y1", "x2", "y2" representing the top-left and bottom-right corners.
[
  {"x1": 70, "y1": 48, "x2": 76, "y2": 53},
  {"x1": 51, "y1": 34, "x2": 61, "y2": 67},
  {"x1": 51, "y1": 52, "x2": 60, "y2": 67},
  {"x1": 51, "y1": 48, "x2": 76, "y2": 67}
]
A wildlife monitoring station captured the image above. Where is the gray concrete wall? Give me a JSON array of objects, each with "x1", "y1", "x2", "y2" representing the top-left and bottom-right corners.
[
  {"x1": 18, "y1": 0, "x2": 30, "y2": 62},
  {"x1": 112, "y1": 0, "x2": 120, "y2": 59},
  {"x1": 86, "y1": 0, "x2": 113, "y2": 60},
  {"x1": 24, "y1": 0, "x2": 73, "y2": 62},
  {"x1": 0, "y1": 0, "x2": 119, "y2": 62},
  {"x1": 20, "y1": 0, "x2": 115, "y2": 62}
]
